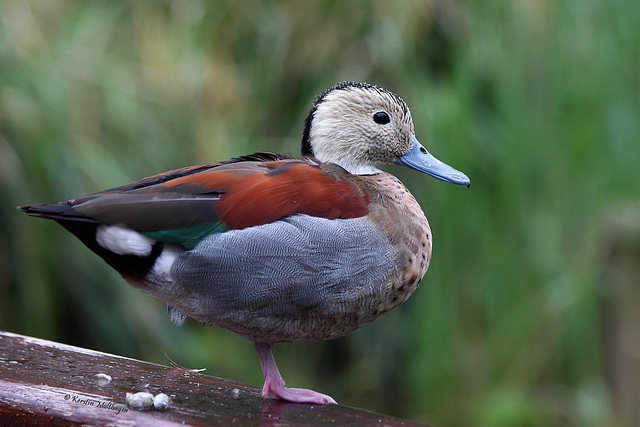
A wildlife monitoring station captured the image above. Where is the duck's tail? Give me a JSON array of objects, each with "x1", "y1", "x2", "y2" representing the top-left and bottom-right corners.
[{"x1": 18, "y1": 203, "x2": 163, "y2": 284}]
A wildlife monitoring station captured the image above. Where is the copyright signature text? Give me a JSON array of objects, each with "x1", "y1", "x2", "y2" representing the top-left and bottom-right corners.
[{"x1": 64, "y1": 394, "x2": 128, "y2": 414}]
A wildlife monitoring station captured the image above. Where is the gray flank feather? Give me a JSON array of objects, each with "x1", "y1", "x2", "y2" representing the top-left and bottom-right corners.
[{"x1": 169, "y1": 214, "x2": 395, "y2": 328}]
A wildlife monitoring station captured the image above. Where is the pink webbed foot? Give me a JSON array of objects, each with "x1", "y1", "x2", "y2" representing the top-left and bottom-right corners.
[{"x1": 255, "y1": 343, "x2": 337, "y2": 405}]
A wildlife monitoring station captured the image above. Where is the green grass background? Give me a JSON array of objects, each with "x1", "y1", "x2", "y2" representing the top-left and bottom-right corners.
[{"x1": 1, "y1": 1, "x2": 638, "y2": 425}]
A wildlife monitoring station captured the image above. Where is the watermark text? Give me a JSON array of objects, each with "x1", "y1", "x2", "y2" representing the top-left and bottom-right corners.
[{"x1": 64, "y1": 394, "x2": 128, "y2": 415}]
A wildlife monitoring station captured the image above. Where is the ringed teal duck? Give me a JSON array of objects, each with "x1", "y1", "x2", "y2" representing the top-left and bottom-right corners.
[{"x1": 20, "y1": 81, "x2": 470, "y2": 405}]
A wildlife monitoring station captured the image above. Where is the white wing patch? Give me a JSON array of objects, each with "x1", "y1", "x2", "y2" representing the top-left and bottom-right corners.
[{"x1": 95, "y1": 225, "x2": 155, "y2": 257}]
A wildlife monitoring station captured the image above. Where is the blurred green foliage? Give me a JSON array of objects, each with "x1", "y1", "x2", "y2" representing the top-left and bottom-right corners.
[{"x1": 1, "y1": 1, "x2": 638, "y2": 425}]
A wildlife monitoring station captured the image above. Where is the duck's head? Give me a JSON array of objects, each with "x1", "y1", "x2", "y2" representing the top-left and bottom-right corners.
[{"x1": 302, "y1": 81, "x2": 470, "y2": 186}]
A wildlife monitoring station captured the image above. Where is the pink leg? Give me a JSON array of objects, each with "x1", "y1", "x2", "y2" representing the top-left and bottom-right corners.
[{"x1": 254, "y1": 343, "x2": 337, "y2": 404}]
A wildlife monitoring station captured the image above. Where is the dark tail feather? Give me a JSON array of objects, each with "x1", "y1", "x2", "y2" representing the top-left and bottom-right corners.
[
  {"x1": 18, "y1": 203, "x2": 161, "y2": 284},
  {"x1": 18, "y1": 203, "x2": 99, "y2": 223}
]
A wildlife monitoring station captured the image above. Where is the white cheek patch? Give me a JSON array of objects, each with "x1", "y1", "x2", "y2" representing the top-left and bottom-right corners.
[{"x1": 95, "y1": 225, "x2": 155, "y2": 257}]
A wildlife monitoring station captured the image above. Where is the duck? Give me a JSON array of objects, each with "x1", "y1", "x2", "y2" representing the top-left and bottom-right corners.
[{"x1": 19, "y1": 81, "x2": 470, "y2": 405}]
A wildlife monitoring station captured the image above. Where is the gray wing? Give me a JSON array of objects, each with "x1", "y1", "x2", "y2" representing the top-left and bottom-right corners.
[{"x1": 169, "y1": 214, "x2": 395, "y2": 338}]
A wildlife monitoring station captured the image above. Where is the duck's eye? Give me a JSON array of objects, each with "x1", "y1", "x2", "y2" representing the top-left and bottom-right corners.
[{"x1": 373, "y1": 111, "x2": 390, "y2": 124}]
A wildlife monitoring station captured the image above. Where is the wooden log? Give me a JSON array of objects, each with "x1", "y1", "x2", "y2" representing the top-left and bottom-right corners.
[{"x1": 0, "y1": 331, "x2": 426, "y2": 426}]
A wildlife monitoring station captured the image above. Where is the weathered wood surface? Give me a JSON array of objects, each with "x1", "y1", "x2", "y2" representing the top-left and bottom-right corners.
[{"x1": 0, "y1": 331, "x2": 426, "y2": 426}]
